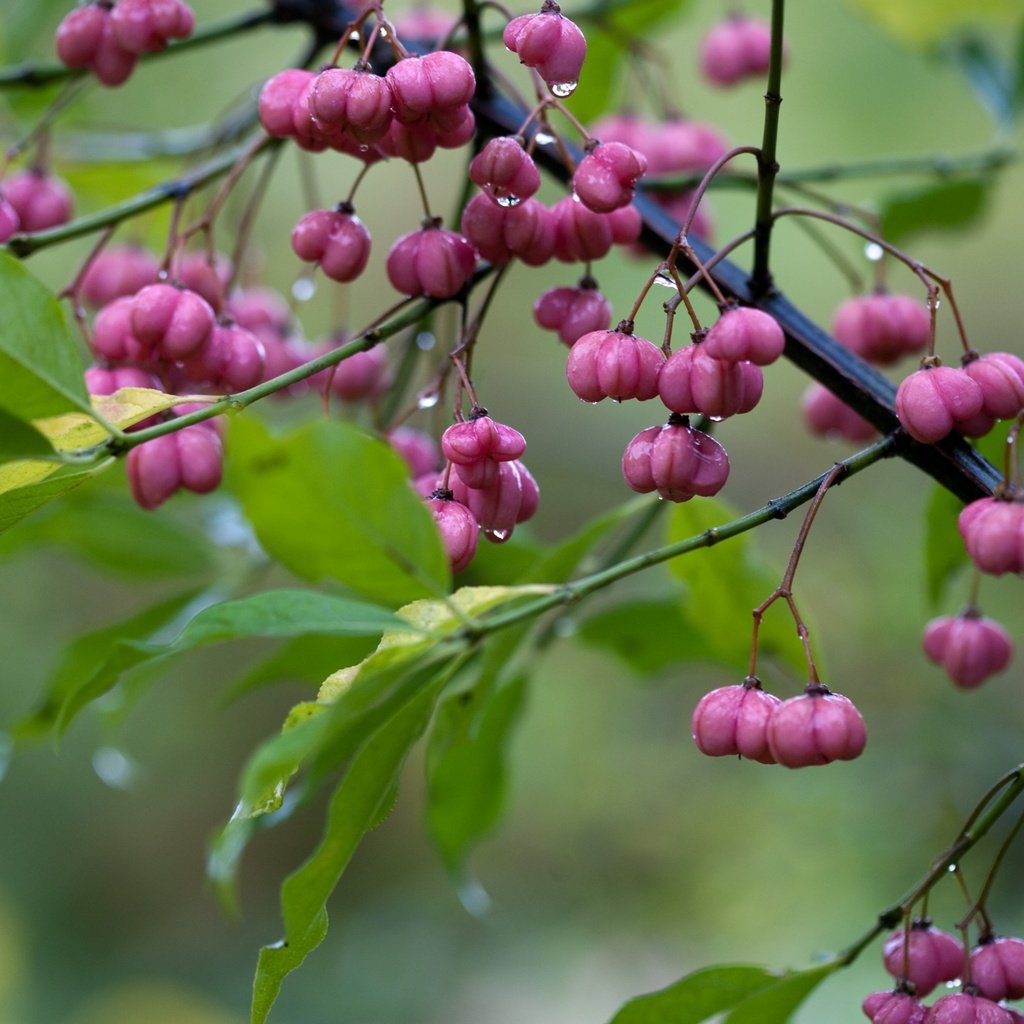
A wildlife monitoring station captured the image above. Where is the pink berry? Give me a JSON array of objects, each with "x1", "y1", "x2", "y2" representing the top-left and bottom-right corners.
[
  {"x1": 958, "y1": 496, "x2": 1024, "y2": 576},
  {"x1": 442, "y1": 413, "x2": 527, "y2": 489},
  {"x1": 766, "y1": 687, "x2": 866, "y2": 768},
  {"x1": 895, "y1": 364, "x2": 984, "y2": 443},
  {"x1": 309, "y1": 66, "x2": 393, "y2": 145},
  {"x1": 91, "y1": 296, "x2": 151, "y2": 363},
  {"x1": 175, "y1": 421, "x2": 224, "y2": 494},
  {"x1": 922, "y1": 612, "x2": 1013, "y2": 689},
  {"x1": 226, "y1": 287, "x2": 291, "y2": 335},
  {"x1": 691, "y1": 682, "x2": 781, "y2": 763},
  {"x1": 644, "y1": 117, "x2": 731, "y2": 175},
  {"x1": 386, "y1": 224, "x2": 477, "y2": 299},
  {"x1": 389, "y1": 427, "x2": 440, "y2": 478},
  {"x1": 882, "y1": 923, "x2": 964, "y2": 997},
  {"x1": 503, "y1": 2, "x2": 587, "y2": 96},
  {"x1": 962, "y1": 352, "x2": 1024, "y2": 421},
  {"x1": 178, "y1": 251, "x2": 231, "y2": 313},
  {"x1": 658, "y1": 344, "x2": 763, "y2": 419},
  {"x1": 292, "y1": 206, "x2": 372, "y2": 283},
  {"x1": 131, "y1": 282, "x2": 215, "y2": 360},
  {"x1": 550, "y1": 196, "x2": 619, "y2": 262},
  {"x1": 109, "y1": 0, "x2": 165, "y2": 54},
  {"x1": 699, "y1": 16, "x2": 777, "y2": 88},
  {"x1": 4, "y1": 169, "x2": 73, "y2": 232},
  {"x1": 390, "y1": 7, "x2": 459, "y2": 43},
  {"x1": 923, "y1": 993, "x2": 1013, "y2": 1024},
  {"x1": 802, "y1": 383, "x2": 877, "y2": 443},
  {"x1": 621, "y1": 417, "x2": 730, "y2": 502},
  {"x1": 55, "y1": 4, "x2": 107, "y2": 67},
  {"x1": 469, "y1": 136, "x2": 541, "y2": 206},
  {"x1": 386, "y1": 50, "x2": 476, "y2": 124},
  {"x1": 182, "y1": 319, "x2": 266, "y2": 391},
  {"x1": 861, "y1": 990, "x2": 928, "y2": 1024},
  {"x1": 702, "y1": 306, "x2": 786, "y2": 366},
  {"x1": 533, "y1": 282, "x2": 612, "y2": 346},
  {"x1": 324, "y1": 345, "x2": 392, "y2": 401},
  {"x1": 460, "y1": 193, "x2": 554, "y2": 266},
  {"x1": 80, "y1": 245, "x2": 160, "y2": 307},
  {"x1": 428, "y1": 493, "x2": 479, "y2": 573},
  {"x1": 448, "y1": 458, "x2": 538, "y2": 541},
  {"x1": 832, "y1": 293, "x2": 932, "y2": 365},
  {"x1": 971, "y1": 937, "x2": 1024, "y2": 1001},
  {"x1": 572, "y1": 141, "x2": 647, "y2": 214},
  {"x1": 259, "y1": 69, "x2": 315, "y2": 137},
  {"x1": 127, "y1": 434, "x2": 181, "y2": 510},
  {"x1": 90, "y1": 15, "x2": 138, "y2": 85},
  {"x1": 566, "y1": 327, "x2": 665, "y2": 403}
]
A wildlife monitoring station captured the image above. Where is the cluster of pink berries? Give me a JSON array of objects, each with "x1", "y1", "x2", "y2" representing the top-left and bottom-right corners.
[
  {"x1": 563, "y1": 306, "x2": 784, "y2": 501},
  {"x1": 864, "y1": 922, "x2": 1024, "y2": 1023},
  {"x1": 55, "y1": 0, "x2": 194, "y2": 87},
  {"x1": 691, "y1": 677, "x2": 866, "y2": 768},
  {"x1": 804, "y1": 292, "x2": 932, "y2": 443},
  {"x1": 0, "y1": 168, "x2": 73, "y2": 242},
  {"x1": 411, "y1": 410, "x2": 538, "y2": 572},
  {"x1": 503, "y1": 0, "x2": 587, "y2": 96}
]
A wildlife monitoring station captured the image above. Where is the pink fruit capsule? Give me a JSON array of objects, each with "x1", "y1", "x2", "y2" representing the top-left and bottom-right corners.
[
  {"x1": 503, "y1": 2, "x2": 587, "y2": 96},
  {"x1": 691, "y1": 682, "x2": 781, "y2": 763},
  {"x1": 428, "y1": 493, "x2": 479, "y2": 573},
  {"x1": 469, "y1": 136, "x2": 541, "y2": 206},
  {"x1": 922, "y1": 612, "x2": 1013, "y2": 689},
  {"x1": 533, "y1": 283, "x2": 612, "y2": 347},
  {"x1": 386, "y1": 225, "x2": 476, "y2": 299},
  {"x1": 702, "y1": 306, "x2": 785, "y2": 366},
  {"x1": 767, "y1": 687, "x2": 866, "y2": 768},
  {"x1": 566, "y1": 328, "x2": 665, "y2": 403},
  {"x1": 572, "y1": 141, "x2": 647, "y2": 214},
  {"x1": 895, "y1": 364, "x2": 984, "y2": 443},
  {"x1": 621, "y1": 418, "x2": 730, "y2": 502}
]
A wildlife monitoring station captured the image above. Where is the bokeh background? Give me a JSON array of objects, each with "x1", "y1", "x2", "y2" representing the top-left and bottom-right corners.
[{"x1": 1, "y1": 0, "x2": 1023, "y2": 1021}]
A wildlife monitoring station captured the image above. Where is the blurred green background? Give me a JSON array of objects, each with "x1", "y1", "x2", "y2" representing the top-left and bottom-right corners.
[{"x1": 1, "y1": 0, "x2": 1024, "y2": 1021}]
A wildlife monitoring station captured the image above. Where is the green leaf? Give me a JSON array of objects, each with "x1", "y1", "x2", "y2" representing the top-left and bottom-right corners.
[
  {"x1": 577, "y1": 597, "x2": 715, "y2": 675},
  {"x1": 0, "y1": 409, "x2": 55, "y2": 461},
  {"x1": 426, "y1": 624, "x2": 532, "y2": 885},
  {"x1": 923, "y1": 484, "x2": 968, "y2": 608},
  {"x1": 852, "y1": 0, "x2": 1022, "y2": 46},
  {"x1": 723, "y1": 962, "x2": 837, "y2": 1024},
  {"x1": 226, "y1": 635, "x2": 379, "y2": 700},
  {"x1": 14, "y1": 588, "x2": 203, "y2": 741},
  {"x1": 667, "y1": 499, "x2": 808, "y2": 678},
  {"x1": 944, "y1": 34, "x2": 1016, "y2": 129},
  {"x1": 608, "y1": 964, "x2": 780, "y2": 1024},
  {"x1": 881, "y1": 179, "x2": 992, "y2": 244},
  {"x1": 227, "y1": 416, "x2": 450, "y2": 605},
  {"x1": 0, "y1": 251, "x2": 92, "y2": 421},
  {"x1": 0, "y1": 487, "x2": 217, "y2": 578},
  {"x1": 40, "y1": 589, "x2": 405, "y2": 738},
  {"x1": 251, "y1": 672, "x2": 448, "y2": 1024},
  {"x1": 0, "y1": 464, "x2": 109, "y2": 535}
]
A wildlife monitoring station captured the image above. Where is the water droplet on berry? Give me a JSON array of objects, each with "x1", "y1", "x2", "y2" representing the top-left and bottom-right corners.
[
  {"x1": 864, "y1": 242, "x2": 884, "y2": 262},
  {"x1": 292, "y1": 276, "x2": 316, "y2": 301},
  {"x1": 417, "y1": 390, "x2": 440, "y2": 409},
  {"x1": 709, "y1": 415, "x2": 725, "y2": 422},
  {"x1": 534, "y1": 131, "x2": 555, "y2": 146},
  {"x1": 415, "y1": 331, "x2": 436, "y2": 351},
  {"x1": 550, "y1": 81, "x2": 577, "y2": 97},
  {"x1": 92, "y1": 746, "x2": 139, "y2": 790},
  {"x1": 484, "y1": 527, "x2": 511, "y2": 542},
  {"x1": 496, "y1": 194, "x2": 521, "y2": 208}
]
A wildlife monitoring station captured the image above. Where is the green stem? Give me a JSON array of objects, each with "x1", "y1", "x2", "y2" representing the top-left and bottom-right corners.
[
  {"x1": 470, "y1": 434, "x2": 897, "y2": 639},
  {"x1": 835, "y1": 764, "x2": 1024, "y2": 967},
  {"x1": 6, "y1": 134, "x2": 279, "y2": 258},
  {"x1": 0, "y1": 8, "x2": 276, "y2": 90},
  {"x1": 750, "y1": 0, "x2": 786, "y2": 295}
]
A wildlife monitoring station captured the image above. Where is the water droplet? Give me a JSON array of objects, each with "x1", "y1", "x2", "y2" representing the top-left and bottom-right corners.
[
  {"x1": 709, "y1": 415, "x2": 725, "y2": 422},
  {"x1": 292, "y1": 276, "x2": 315, "y2": 302},
  {"x1": 379, "y1": 26, "x2": 389, "y2": 37},
  {"x1": 552, "y1": 616, "x2": 576, "y2": 638},
  {"x1": 864, "y1": 242, "x2": 884, "y2": 262},
  {"x1": 457, "y1": 877, "x2": 492, "y2": 917},
  {"x1": 93, "y1": 746, "x2": 139, "y2": 790},
  {"x1": 550, "y1": 81, "x2": 577, "y2": 98},
  {"x1": 484, "y1": 527, "x2": 511, "y2": 542},
  {"x1": 932, "y1": 298, "x2": 942, "y2": 310},
  {"x1": 534, "y1": 131, "x2": 555, "y2": 146},
  {"x1": 415, "y1": 331, "x2": 436, "y2": 351},
  {"x1": 653, "y1": 272, "x2": 675, "y2": 289},
  {"x1": 947, "y1": 863, "x2": 958, "y2": 872},
  {"x1": 348, "y1": 30, "x2": 361, "y2": 42},
  {"x1": 496, "y1": 194, "x2": 521, "y2": 208},
  {"x1": 417, "y1": 390, "x2": 439, "y2": 409}
]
